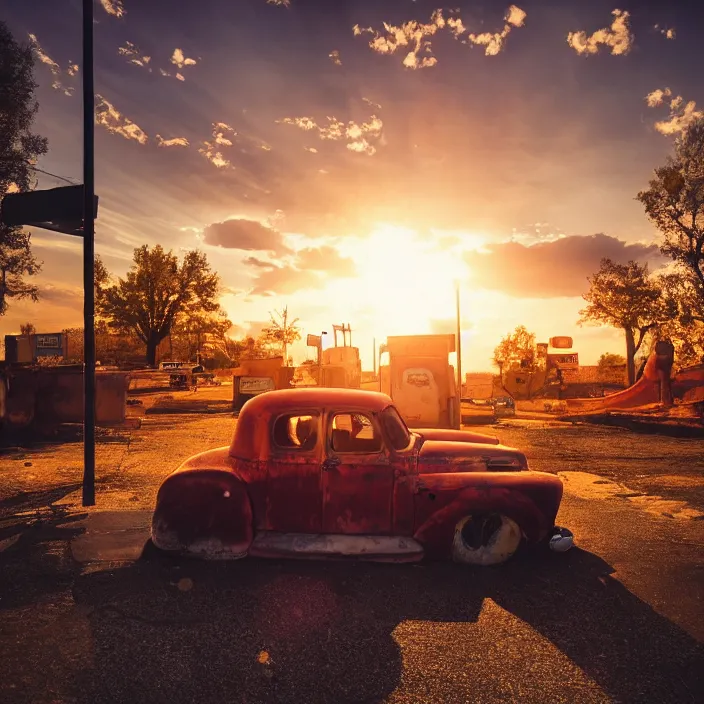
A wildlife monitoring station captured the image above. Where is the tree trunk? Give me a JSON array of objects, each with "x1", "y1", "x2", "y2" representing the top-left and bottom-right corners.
[
  {"x1": 146, "y1": 332, "x2": 159, "y2": 368},
  {"x1": 625, "y1": 327, "x2": 636, "y2": 386}
]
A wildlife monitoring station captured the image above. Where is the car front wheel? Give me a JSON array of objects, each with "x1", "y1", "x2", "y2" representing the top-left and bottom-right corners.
[{"x1": 452, "y1": 513, "x2": 522, "y2": 566}]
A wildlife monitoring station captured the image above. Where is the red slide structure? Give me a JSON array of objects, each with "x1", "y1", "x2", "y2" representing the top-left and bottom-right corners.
[{"x1": 566, "y1": 342, "x2": 675, "y2": 413}]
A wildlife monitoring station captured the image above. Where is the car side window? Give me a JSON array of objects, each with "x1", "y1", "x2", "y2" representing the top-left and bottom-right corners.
[
  {"x1": 330, "y1": 412, "x2": 382, "y2": 453},
  {"x1": 272, "y1": 413, "x2": 319, "y2": 451},
  {"x1": 380, "y1": 407, "x2": 411, "y2": 451}
]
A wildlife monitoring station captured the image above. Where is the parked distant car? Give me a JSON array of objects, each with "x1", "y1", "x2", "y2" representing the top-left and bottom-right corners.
[
  {"x1": 493, "y1": 396, "x2": 516, "y2": 417},
  {"x1": 168, "y1": 365, "x2": 218, "y2": 390},
  {"x1": 151, "y1": 388, "x2": 571, "y2": 566},
  {"x1": 460, "y1": 397, "x2": 497, "y2": 425}
]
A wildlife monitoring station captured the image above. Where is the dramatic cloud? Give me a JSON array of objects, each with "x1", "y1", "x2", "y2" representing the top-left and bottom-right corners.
[
  {"x1": 198, "y1": 123, "x2": 235, "y2": 167},
  {"x1": 567, "y1": 9, "x2": 633, "y2": 56},
  {"x1": 279, "y1": 112, "x2": 384, "y2": 156},
  {"x1": 202, "y1": 219, "x2": 290, "y2": 255},
  {"x1": 198, "y1": 122, "x2": 271, "y2": 166},
  {"x1": 118, "y1": 41, "x2": 151, "y2": 68},
  {"x1": 354, "y1": 6, "x2": 526, "y2": 65},
  {"x1": 245, "y1": 245, "x2": 357, "y2": 295},
  {"x1": 353, "y1": 9, "x2": 445, "y2": 69},
  {"x1": 329, "y1": 50, "x2": 342, "y2": 66},
  {"x1": 99, "y1": 0, "x2": 125, "y2": 18},
  {"x1": 156, "y1": 134, "x2": 189, "y2": 148},
  {"x1": 243, "y1": 256, "x2": 276, "y2": 269},
  {"x1": 213, "y1": 122, "x2": 237, "y2": 146},
  {"x1": 248, "y1": 266, "x2": 313, "y2": 296},
  {"x1": 295, "y1": 246, "x2": 356, "y2": 276},
  {"x1": 463, "y1": 234, "x2": 664, "y2": 298},
  {"x1": 654, "y1": 25, "x2": 676, "y2": 40},
  {"x1": 198, "y1": 142, "x2": 229, "y2": 168},
  {"x1": 171, "y1": 48, "x2": 197, "y2": 69},
  {"x1": 467, "y1": 4, "x2": 527, "y2": 56},
  {"x1": 645, "y1": 87, "x2": 671, "y2": 108},
  {"x1": 95, "y1": 94, "x2": 148, "y2": 144},
  {"x1": 39, "y1": 284, "x2": 83, "y2": 307},
  {"x1": 266, "y1": 0, "x2": 290, "y2": 6},
  {"x1": 505, "y1": 5, "x2": 527, "y2": 27},
  {"x1": 28, "y1": 33, "x2": 77, "y2": 95},
  {"x1": 645, "y1": 88, "x2": 703, "y2": 135},
  {"x1": 29, "y1": 34, "x2": 60, "y2": 74}
]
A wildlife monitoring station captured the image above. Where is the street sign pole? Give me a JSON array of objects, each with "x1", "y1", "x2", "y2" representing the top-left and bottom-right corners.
[
  {"x1": 456, "y1": 281, "x2": 462, "y2": 394},
  {"x1": 456, "y1": 281, "x2": 462, "y2": 429},
  {"x1": 82, "y1": 0, "x2": 96, "y2": 506}
]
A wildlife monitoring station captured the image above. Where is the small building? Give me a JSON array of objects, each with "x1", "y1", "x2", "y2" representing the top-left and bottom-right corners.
[{"x1": 4, "y1": 333, "x2": 67, "y2": 363}]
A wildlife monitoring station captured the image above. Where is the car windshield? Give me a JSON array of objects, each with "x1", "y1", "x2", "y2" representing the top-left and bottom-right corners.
[{"x1": 380, "y1": 406, "x2": 412, "y2": 451}]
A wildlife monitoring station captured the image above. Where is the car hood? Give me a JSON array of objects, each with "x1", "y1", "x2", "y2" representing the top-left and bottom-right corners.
[
  {"x1": 418, "y1": 439, "x2": 528, "y2": 472},
  {"x1": 411, "y1": 428, "x2": 499, "y2": 445}
]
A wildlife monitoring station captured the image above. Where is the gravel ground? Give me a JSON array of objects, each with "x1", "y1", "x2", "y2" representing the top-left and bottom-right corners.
[{"x1": 495, "y1": 418, "x2": 704, "y2": 509}]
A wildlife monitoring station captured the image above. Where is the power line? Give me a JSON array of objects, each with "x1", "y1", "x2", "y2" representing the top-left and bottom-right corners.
[
  {"x1": 0, "y1": 158, "x2": 80, "y2": 185},
  {"x1": 31, "y1": 166, "x2": 80, "y2": 185}
]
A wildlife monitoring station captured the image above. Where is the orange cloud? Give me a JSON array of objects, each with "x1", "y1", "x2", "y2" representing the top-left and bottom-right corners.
[
  {"x1": 467, "y1": 5, "x2": 527, "y2": 56},
  {"x1": 645, "y1": 88, "x2": 703, "y2": 135},
  {"x1": 28, "y1": 33, "x2": 78, "y2": 95},
  {"x1": 156, "y1": 135, "x2": 189, "y2": 148},
  {"x1": 463, "y1": 234, "x2": 663, "y2": 297},
  {"x1": 99, "y1": 0, "x2": 125, "y2": 18},
  {"x1": 203, "y1": 219, "x2": 291, "y2": 255},
  {"x1": 245, "y1": 245, "x2": 356, "y2": 296},
  {"x1": 119, "y1": 41, "x2": 151, "y2": 69},
  {"x1": 354, "y1": 6, "x2": 526, "y2": 65},
  {"x1": 654, "y1": 25, "x2": 676, "y2": 40},
  {"x1": 279, "y1": 111, "x2": 383, "y2": 156},
  {"x1": 353, "y1": 9, "x2": 445, "y2": 69},
  {"x1": 95, "y1": 94, "x2": 148, "y2": 144},
  {"x1": 171, "y1": 48, "x2": 197, "y2": 69},
  {"x1": 567, "y1": 9, "x2": 633, "y2": 56}
]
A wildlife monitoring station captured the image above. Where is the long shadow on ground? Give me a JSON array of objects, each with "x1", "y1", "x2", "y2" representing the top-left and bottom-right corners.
[{"x1": 47, "y1": 547, "x2": 704, "y2": 704}]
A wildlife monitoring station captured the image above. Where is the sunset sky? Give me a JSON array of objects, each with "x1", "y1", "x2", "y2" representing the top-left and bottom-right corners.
[{"x1": 1, "y1": 0, "x2": 701, "y2": 371}]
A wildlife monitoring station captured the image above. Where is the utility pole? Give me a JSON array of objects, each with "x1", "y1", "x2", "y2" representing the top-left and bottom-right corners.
[
  {"x1": 372, "y1": 338, "x2": 377, "y2": 375},
  {"x1": 82, "y1": 0, "x2": 96, "y2": 506},
  {"x1": 456, "y1": 281, "x2": 462, "y2": 399}
]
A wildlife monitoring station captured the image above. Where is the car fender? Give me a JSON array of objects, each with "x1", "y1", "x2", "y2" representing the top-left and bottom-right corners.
[
  {"x1": 152, "y1": 468, "x2": 253, "y2": 559},
  {"x1": 413, "y1": 473, "x2": 563, "y2": 560}
]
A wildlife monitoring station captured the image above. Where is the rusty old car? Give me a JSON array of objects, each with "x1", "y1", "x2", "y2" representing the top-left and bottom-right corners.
[{"x1": 151, "y1": 388, "x2": 572, "y2": 565}]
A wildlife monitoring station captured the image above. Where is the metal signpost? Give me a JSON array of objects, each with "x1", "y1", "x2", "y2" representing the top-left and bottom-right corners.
[
  {"x1": 82, "y1": 0, "x2": 96, "y2": 506},
  {"x1": 456, "y1": 282, "x2": 462, "y2": 401}
]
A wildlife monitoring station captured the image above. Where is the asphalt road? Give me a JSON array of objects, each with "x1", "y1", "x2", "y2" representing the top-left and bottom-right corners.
[{"x1": 1, "y1": 410, "x2": 703, "y2": 703}]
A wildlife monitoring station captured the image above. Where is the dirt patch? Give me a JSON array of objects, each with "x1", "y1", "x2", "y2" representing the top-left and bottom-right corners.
[{"x1": 559, "y1": 471, "x2": 704, "y2": 521}]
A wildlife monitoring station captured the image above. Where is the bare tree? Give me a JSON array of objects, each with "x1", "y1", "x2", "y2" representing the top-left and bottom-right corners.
[{"x1": 261, "y1": 306, "x2": 301, "y2": 363}]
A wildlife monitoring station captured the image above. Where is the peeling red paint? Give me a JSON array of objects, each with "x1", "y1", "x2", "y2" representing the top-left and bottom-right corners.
[
  {"x1": 152, "y1": 388, "x2": 568, "y2": 562},
  {"x1": 411, "y1": 428, "x2": 500, "y2": 445}
]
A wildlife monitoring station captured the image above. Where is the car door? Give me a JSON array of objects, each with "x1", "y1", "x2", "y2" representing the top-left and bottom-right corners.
[
  {"x1": 265, "y1": 411, "x2": 323, "y2": 533},
  {"x1": 322, "y1": 410, "x2": 394, "y2": 535}
]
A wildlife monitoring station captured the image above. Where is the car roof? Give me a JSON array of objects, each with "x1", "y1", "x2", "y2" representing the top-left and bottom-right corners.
[
  {"x1": 230, "y1": 388, "x2": 394, "y2": 461},
  {"x1": 242, "y1": 387, "x2": 392, "y2": 413}
]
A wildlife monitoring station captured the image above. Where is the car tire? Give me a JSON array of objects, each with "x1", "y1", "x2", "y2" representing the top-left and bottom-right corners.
[{"x1": 452, "y1": 513, "x2": 522, "y2": 566}]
